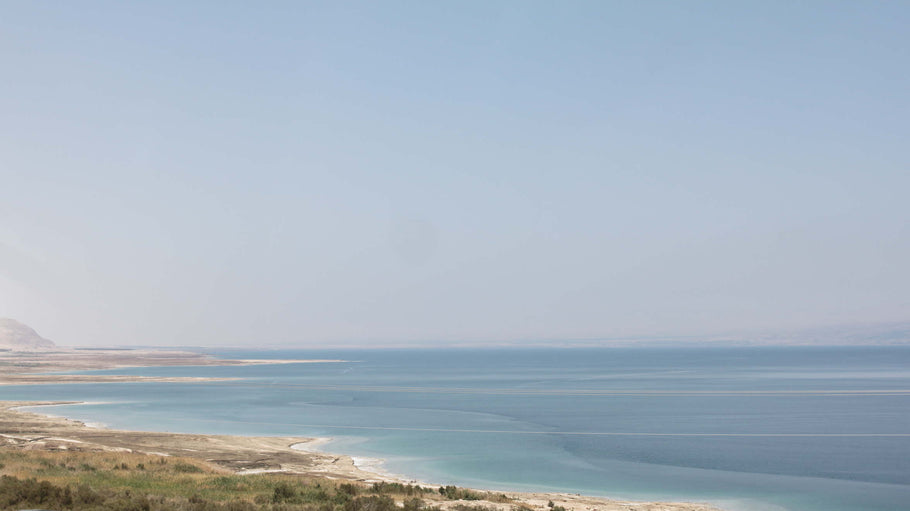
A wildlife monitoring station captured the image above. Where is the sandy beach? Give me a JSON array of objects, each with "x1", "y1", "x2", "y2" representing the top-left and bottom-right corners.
[{"x1": 0, "y1": 349, "x2": 720, "y2": 511}]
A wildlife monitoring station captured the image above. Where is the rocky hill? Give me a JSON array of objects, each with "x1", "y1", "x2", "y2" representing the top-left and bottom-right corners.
[{"x1": 0, "y1": 318, "x2": 56, "y2": 351}]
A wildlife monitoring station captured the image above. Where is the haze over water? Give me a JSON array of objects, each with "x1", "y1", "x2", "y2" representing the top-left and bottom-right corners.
[
  {"x1": 3, "y1": 4, "x2": 909, "y2": 511},
  {"x1": 8, "y1": 346, "x2": 910, "y2": 511}
]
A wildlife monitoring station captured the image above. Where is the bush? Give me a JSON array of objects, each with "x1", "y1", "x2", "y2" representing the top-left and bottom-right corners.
[
  {"x1": 272, "y1": 482, "x2": 297, "y2": 503},
  {"x1": 174, "y1": 462, "x2": 205, "y2": 473},
  {"x1": 372, "y1": 481, "x2": 427, "y2": 495},
  {"x1": 345, "y1": 495, "x2": 397, "y2": 511},
  {"x1": 338, "y1": 482, "x2": 359, "y2": 496},
  {"x1": 403, "y1": 497, "x2": 424, "y2": 511},
  {"x1": 438, "y1": 485, "x2": 481, "y2": 500},
  {"x1": 299, "y1": 484, "x2": 330, "y2": 503},
  {"x1": 0, "y1": 475, "x2": 73, "y2": 509}
]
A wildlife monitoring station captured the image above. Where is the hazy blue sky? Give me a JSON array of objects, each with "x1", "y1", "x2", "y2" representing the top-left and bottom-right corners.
[{"x1": 1, "y1": 1, "x2": 908, "y2": 347}]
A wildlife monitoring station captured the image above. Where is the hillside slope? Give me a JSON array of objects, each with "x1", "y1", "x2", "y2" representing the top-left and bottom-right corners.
[{"x1": 0, "y1": 318, "x2": 56, "y2": 350}]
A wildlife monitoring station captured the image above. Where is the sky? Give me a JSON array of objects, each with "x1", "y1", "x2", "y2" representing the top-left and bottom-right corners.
[{"x1": 1, "y1": 1, "x2": 908, "y2": 347}]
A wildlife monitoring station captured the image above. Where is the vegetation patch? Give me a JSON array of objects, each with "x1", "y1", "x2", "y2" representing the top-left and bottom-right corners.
[{"x1": 0, "y1": 449, "x2": 512, "y2": 511}]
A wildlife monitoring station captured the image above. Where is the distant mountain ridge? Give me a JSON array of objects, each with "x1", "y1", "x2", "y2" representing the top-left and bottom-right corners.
[{"x1": 0, "y1": 318, "x2": 56, "y2": 351}]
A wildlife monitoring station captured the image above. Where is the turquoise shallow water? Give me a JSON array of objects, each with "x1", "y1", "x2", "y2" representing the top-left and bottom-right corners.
[{"x1": 5, "y1": 347, "x2": 910, "y2": 511}]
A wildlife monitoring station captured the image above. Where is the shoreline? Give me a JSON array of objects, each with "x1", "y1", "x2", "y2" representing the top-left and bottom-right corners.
[
  {"x1": 0, "y1": 348, "x2": 720, "y2": 511},
  {"x1": 1, "y1": 401, "x2": 388, "y2": 482},
  {"x1": 0, "y1": 400, "x2": 720, "y2": 511},
  {"x1": 289, "y1": 440, "x2": 414, "y2": 484}
]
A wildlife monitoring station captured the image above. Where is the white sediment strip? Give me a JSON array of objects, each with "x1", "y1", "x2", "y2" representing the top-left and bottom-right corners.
[
  {"x1": 14, "y1": 401, "x2": 119, "y2": 429},
  {"x1": 349, "y1": 456, "x2": 430, "y2": 485},
  {"x1": 289, "y1": 438, "x2": 334, "y2": 451},
  {"x1": 351, "y1": 456, "x2": 386, "y2": 474},
  {"x1": 290, "y1": 439, "x2": 425, "y2": 484}
]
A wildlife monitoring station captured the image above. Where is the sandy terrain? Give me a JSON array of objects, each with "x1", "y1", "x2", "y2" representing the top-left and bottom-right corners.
[
  {"x1": 0, "y1": 401, "x2": 378, "y2": 478},
  {"x1": 0, "y1": 348, "x2": 344, "y2": 384}
]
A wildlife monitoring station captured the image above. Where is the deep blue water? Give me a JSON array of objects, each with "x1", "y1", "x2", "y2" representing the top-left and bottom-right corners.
[{"x1": 4, "y1": 347, "x2": 910, "y2": 511}]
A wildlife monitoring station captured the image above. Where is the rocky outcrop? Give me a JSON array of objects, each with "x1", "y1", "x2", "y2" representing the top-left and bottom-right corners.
[{"x1": 0, "y1": 318, "x2": 56, "y2": 351}]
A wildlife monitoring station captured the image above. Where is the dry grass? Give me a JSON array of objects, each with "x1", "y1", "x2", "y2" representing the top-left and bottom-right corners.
[
  {"x1": 0, "y1": 449, "x2": 329, "y2": 502},
  {"x1": 0, "y1": 449, "x2": 511, "y2": 511}
]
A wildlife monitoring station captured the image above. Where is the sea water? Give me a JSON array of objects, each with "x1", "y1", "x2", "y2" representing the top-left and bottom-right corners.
[{"x1": 5, "y1": 347, "x2": 910, "y2": 511}]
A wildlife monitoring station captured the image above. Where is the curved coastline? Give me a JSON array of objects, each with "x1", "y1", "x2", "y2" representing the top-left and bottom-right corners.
[
  {"x1": 0, "y1": 348, "x2": 722, "y2": 510},
  {"x1": 0, "y1": 400, "x2": 721, "y2": 511}
]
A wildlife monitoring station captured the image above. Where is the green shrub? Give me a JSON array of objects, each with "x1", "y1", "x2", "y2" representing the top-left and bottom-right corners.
[
  {"x1": 345, "y1": 494, "x2": 397, "y2": 511},
  {"x1": 403, "y1": 497, "x2": 424, "y2": 511},
  {"x1": 272, "y1": 482, "x2": 297, "y2": 503},
  {"x1": 439, "y1": 485, "x2": 482, "y2": 500},
  {"x1": 338, "y1": 482, "x2": 359, "y2": 496},
  {"x1": 174, "y1": 462, "x2": 205, "y2": 473}
]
